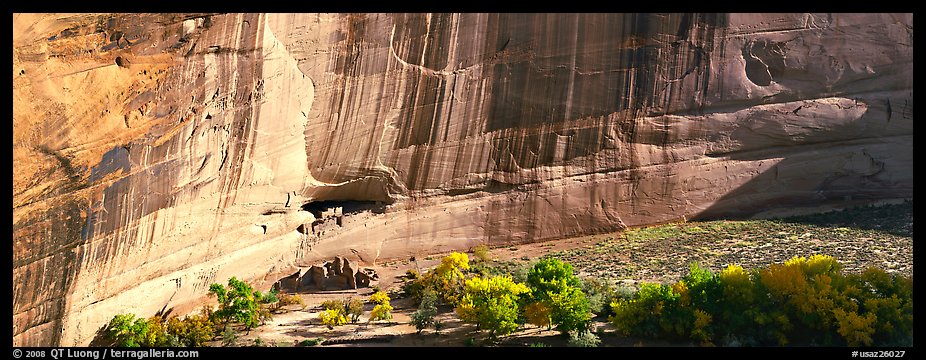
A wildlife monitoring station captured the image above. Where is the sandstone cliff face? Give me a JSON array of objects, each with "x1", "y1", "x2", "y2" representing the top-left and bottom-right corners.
[{"x1": 12, "y1": 13, "x2": 912, "y2": 346}]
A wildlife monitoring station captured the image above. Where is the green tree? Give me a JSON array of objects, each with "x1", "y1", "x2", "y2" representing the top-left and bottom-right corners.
[
  {"x1": 105, "y1": 314, "x2": 151, "y2": 347},
  {"x1": 526, "y1": 258, "x2": 592, "y2": 334},
  {"x1": 209, "y1": 277, "x2": 261, "y2": 333},
  {"x1": 455, "y1": 275, "x2": 531, "y2": 337},
  {"x1": 411, "y1": 289, "x2": 439, "y2": 333}
]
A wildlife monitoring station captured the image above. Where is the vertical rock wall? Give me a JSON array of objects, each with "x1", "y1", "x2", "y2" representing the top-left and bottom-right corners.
[{"x1": 12, "y1": 13, "x2": 912, "y2": 346}]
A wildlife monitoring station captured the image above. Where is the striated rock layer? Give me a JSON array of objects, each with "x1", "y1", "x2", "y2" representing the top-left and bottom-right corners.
[{"x1": 12, "y1": 13, "x2": 912, "y2": 346}]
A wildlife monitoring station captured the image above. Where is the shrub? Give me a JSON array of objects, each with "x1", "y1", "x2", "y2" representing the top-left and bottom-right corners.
[
  {"x1": 406, "y1": 269, "x2": 420, "y2": 280},
  {"x1": 581, "y1": 277, "x2": 617, "y2": 317},
  {"x1": 370, "y1": 291, "x2": 390, "y2": 305},
  {"x1": 370, "y1": 303, "x2": 394, "y2": 322},
  {"x1": 319, "y1": 308, "x2": 348, "y2": 327},
  {"x1": 260, "y1": 288, "x2": 279, "y2": 307},
  {"x1": 143, "y1": 316, "x2": 171, "y2": 347},
  {"x1": 567, "y1": 330, "x2": 601, "y2": 347},
  {"x1": 608, "y1": 255, "x2": 914, "y2": 346},
  {"x1": 855, "y1": 267, "x2": 913, "y2": 346},
  {"x1": 346, "y1": 298, "x2": 364, "y2": 323},
  {"x1": 473, "y1": 244, "x2": 492, "y2": 262},
  {"x1": 369, "y1": 291, "x2": 394, "y2": 322},
  {"x1": 221, "y1": 327, "x2": 237, "y2": 347},
  {"x1": 321, "y1": 299, "x2": 343, "y2": 311},
  {"x1": 165, "y1": 308, "x2": 216, "y2": 347},
  {"x1": 299, "y1": 337, "x2": 324, "y2": 346},
  {"x1": 106, "y1": 307, "x2": 218, "y2": 348},
  {"x1": 278, "y1": 294, "x2": 305, "y2": 309},
  {"x1": 608, "y1": 282, "x2": 682, "y2": 338},
  {"x1": 402, "y1": 277, "x2": 427, "y2": 301},
  {"x1": 258, "y1": 307, "x2": 273, "y2": 325}
]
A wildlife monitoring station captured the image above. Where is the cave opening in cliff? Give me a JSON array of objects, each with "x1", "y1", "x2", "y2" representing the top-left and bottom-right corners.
[{"x1": 301, "y1": 200, "x2": 386, "y2": 219}]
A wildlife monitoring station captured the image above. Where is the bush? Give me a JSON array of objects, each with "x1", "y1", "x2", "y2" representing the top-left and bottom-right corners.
[
  {"x1": 581, "y1": 278, "x2": 617, "y2": 317},
  {"x1": 370, "y1": 303, "x2": 394, "y2": 322},
  {"x1": 402, "y1": 277, "x2": 427, "y2": 301},
  {"x1": 319, "y1": 308, "x2": 348, "y2": 327},
  {"x1": 567, "y1": 330, "x2": 601, "y2": 347},
  {"x1": 321, "y1": 299, "x2": 344, "y2": 311},
  {"x1": 608, "y1": 255, "x2": 914, "y2": 346},
  {"x1": 406, "y1": 269, "x2": 420, "y2": 280},
  {"x1": 523, "y1": 302, "x2": 552, "y2": 329},
  {"x1": 609, "y1": 282, "x2": 682, "y2": 338},
  {"x1": 165, "y1": 308, "x2": 216, "y2": 347},
  {"x1": 278, "y1": 294, "x2": 305, "y2": 309},
  {"x1": 346, "y1": 298, "x2": 364, "y2": 323},
  {"x1": 261, "y1": 288, "x2": 279, "y2": 306},
  {"x1": 258, "y1": 307, "x2": 273, "y2": 325},
  {"x1": 298, "y1": 337, "x2": 324, "y2": 346},
  {"x1": 105, "y1": 312, "x2": 216, "y2": 348},
  {"x1": 221, "y1": 327, "x2": 237, "y2": 347},
  {"x1": 369, "y1": 291, "x2": 394, "y2": 322},
  {"x1": 370, "y1": 291, "x2": 390, "y2": 305},
  {"x1": 143, "y1": 316, "x2": 171, "y2": 346},
  {"x1": 473, "y1": 244, "x2": 492, "y2": 262}
]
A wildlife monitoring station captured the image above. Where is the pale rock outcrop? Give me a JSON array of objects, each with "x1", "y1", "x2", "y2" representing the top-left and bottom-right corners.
[{"x1": 12, "y1": 13, "x2": 912, "y2": 346}]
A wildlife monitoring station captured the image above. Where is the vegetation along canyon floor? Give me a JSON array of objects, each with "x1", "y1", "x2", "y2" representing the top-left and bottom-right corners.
[{"x1": 206, "y1": 200, "x2": 912, "y2": 348}]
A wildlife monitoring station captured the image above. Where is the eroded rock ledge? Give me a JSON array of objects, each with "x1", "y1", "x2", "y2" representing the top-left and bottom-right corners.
[{"x1": 12, "y1": 13, "x2": 912, "y2": 346}]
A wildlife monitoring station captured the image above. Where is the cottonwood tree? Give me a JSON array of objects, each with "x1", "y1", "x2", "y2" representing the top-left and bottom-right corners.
[
  {"x1": 209, "y1": 277, "x2": 261, "y2": 333},
  {"x1": 455, "y1": 275, "x2": 531, "y2": 337},
  {"x1": 526, "y1": 258, "x2": 592, "y2": 334}
]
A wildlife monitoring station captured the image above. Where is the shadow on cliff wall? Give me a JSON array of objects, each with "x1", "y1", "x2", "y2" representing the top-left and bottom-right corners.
[{"x1": 690, "y1": 136, "x2": 912, "y2": 237}]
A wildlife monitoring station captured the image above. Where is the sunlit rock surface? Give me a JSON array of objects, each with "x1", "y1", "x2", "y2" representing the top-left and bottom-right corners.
[{"x1": 12, "y1": 13, "x2": 912, "y2": 346}]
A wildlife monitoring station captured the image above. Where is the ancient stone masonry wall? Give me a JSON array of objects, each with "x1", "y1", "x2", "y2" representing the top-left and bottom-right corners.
[{"x1": 12, "y1": 13, "x2": 912, "y2": 346}]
